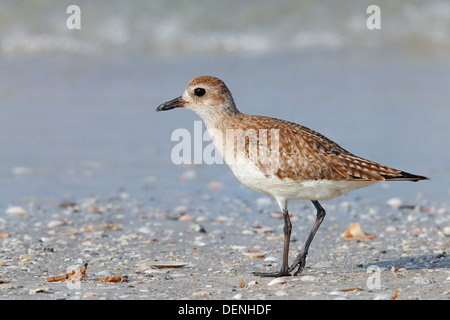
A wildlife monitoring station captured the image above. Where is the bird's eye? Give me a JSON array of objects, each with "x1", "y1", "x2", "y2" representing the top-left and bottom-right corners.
[{"x1": 194, "y1": 88, "x2": 206, "y2": 97}]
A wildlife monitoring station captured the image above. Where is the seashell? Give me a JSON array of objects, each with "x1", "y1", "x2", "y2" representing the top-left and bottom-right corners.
[
  {"x1": 6, "y1": 206, "x2": 26, "y2": 216},
  {"x1": 147, "y1": 261, "x2": 188, "y2": 268},
  {"x1": 47, "y1": 219, "x2": 67, "y2": 228},
  {"x1": 250, "y1": 226, "x2": 273, "y2": 234},
  {"x1": 266, "y1": 235, "x2": 283, "y2": 241},
  {"x1": 341, "y1": 222, "x2": 375, "y2": 240},
  {"x1": 143, "y1": 269, "x2": 167, "y2": 274},
  {"x1": 246, "y1": 280, "x2": 259, "y2": 287},
  {"x1": 178, "y1": 214, "x2": 195, "y2": 221},
  {"x1": 233, "y1": 293, "x2": 243, "y2": 300},
  {"x1": 174, "y1": 205, "x2": 189, "y2": 216},
  {"x1": 192, "y1": 241, "x2": 206, "y2": 247},
  {"x1": 230, "y1": 245, "x2": 246, "y2": 251},
  {"x1": 443, "y1": 226, "x2": 450, "y2": 237},
  {"x1": 270, "y1": 211, "x2": 283, "y2": 219},
  {"x1": 267, "y1": 277, "x2": 287, "y2": 286},
  {"x1": 83, "y1": 292, "x2": 99, "y2": 298},
  {"x1": 299, "y1": 275, "x2": 317, "y2": 282},
  {"x1": 208, "y1": 181, "x2": 223, "y2": 189},
  {"x1": 386, "y1": 197, "x2": 402, "y2": 207},
  {"x1": 242, "y1": 250, "x2": 267, "y2": 258},
  {"x1": 386, "y1": 226, "x2": 398, "y2": 232},
  {"x1": 138, "y1": 226, "x2": 154, "y2": 234},
  {"x1": 58, "y1": 228, "x2": 79, "y2": 236},
  {"x1": 264, "y1": 256, "x2": 279, "y2": 262}
]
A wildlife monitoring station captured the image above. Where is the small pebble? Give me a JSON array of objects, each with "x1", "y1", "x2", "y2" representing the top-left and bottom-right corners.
[
  {"x1": 275, "y1": 290, "x2": 288, "y2": 296},
  {"x1": 29, "y1": 287, "x2": 52, "y2": 294},
  {"x1": 47, "y1": 220, "x2": 67, "y2": 228},
  {"x1": 386, "y1": 197, "x2": 402, "y2": 207},
  {"x1": 179, "y1": 214, "x2": 195, "y2": 221},
  {"x1": 190, "y1": 224, "x2": 207, "y2": 233},
  {"x1": 5, "y1": 206, "x2": 26, "y2": 216},
  {"x1": 211, "y1": 229, "x2": 225, "y2": 236},
  {"x1": 246, "y1": 280, "x2": 259, "y2": 287},
  {"x1": 386, "y1": 226, "x2": 398, "y2": 232},
  {"x1": 174, "y1": 205, "x2": 189, "y2": 216},
  {"x1": 267, "y1": 277, "x2": 287, "y2": 286},
  {"x1": 208, "y1": 181, "x2": 223, "y2": 189},
  {"x1": 264, "y1": 256, "x2": 279, "y2": 263},
  {"x1": 267, "y1": 235, "x2": 283, "y2": 241},
  {"x1": 230, "y1": 245, "x2": 246, "y2": 251},
  {"x1": 413, "y1": 275, "x2": 435, "y2": 285},
  {"x1": 192, "y1": 241, "x2": 206, "y2": 247},
  {"x1": 443, "y1": 226, "x2": 450, "y2": 237},
  {"x1": 138, "y1": 226, "x2": 154, "y2": 234},
  {"x1": 299, "y1": 275, "x2": 316, "y2": 282},
  {"x1": 269, "y1": 211, "x2": 283, "y2": 219}
]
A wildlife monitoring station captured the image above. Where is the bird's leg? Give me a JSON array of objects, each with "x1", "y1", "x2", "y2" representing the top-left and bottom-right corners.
[
  {"x1": 289, "y1": 200, "x2": 326, "y2": 275},
  {"x1": 253, "y1": 208, "x2": 292, "y2": 277}
]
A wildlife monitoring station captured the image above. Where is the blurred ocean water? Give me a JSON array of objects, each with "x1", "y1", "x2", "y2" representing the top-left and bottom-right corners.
[
  {"x1": 1, "y1": 0, "x2": 450, "y2": 56},
  {"x1": 0, "y1": 1, "x2": 448, "y2": 206}
]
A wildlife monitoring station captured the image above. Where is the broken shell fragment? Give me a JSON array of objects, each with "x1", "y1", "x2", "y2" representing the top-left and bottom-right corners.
[
  {"x1": 5, "y1": 206, "x2": 26, "y2": 216},
  {"x1": 147, "y1": 261, "x2": 188, "y2": 268},
  {"x1": 341, "y1": 222, "x2": 375, "y2": 240},
  {"x1": 267, "y1": 277, "x2": 287, "y2": 286},
  {"x1": 47, "y1": 219, "x2": 67, "y2": 228},
  {"x1": 242, "y1": 250, "x2": 268, "y2": 258},
  {"x1": 250, "y1": 226, "x2": 273, "y2": 234}
]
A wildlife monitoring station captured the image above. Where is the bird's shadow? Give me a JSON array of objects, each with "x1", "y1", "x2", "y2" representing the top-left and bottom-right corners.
[{"x1": 362, "y1": 252, "x2": 448, "y2": 270}]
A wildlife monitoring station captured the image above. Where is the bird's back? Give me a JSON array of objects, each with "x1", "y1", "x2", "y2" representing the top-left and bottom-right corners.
[{"x1": 215, "y1": 113, "x2": 428, "y2": 183}]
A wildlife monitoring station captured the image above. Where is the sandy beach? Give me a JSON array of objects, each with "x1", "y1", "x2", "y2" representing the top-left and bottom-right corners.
[{"x1": 1, "y1": 187, "x2": 448, "y2": 300}]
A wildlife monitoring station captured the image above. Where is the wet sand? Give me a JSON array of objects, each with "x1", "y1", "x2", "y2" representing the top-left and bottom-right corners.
[{"x1": 1, "y1": 48, "x2": 449, "y2": 301}]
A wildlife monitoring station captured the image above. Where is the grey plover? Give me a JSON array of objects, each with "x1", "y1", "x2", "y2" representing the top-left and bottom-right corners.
[{"x1": 156, "y1": 76, "x2": 428, "y2": 277}]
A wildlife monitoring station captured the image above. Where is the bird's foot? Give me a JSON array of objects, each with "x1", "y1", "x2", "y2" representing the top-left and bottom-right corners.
[{"x1": 288, "y1": 254, "x2": 307, "y2": 276}]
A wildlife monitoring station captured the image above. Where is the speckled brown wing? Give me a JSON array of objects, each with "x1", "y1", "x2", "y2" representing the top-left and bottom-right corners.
[{"x1": 230, "y1": 115, "x2": 428, "y2": 182}]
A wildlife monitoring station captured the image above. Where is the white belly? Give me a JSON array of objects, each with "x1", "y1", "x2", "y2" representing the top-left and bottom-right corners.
[{"x1": 228, "y1": 158, "x2": 376, "y2": 201}]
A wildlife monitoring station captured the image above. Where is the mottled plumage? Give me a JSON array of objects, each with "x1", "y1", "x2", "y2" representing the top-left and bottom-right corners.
[{"x1": 156, "y1": 76, "x2": 428, "y2": 277}]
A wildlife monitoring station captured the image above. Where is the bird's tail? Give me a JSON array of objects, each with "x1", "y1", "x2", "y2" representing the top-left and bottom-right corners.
[{"x1": 382, "y1": 171, "x2": 429, "y2": 182}]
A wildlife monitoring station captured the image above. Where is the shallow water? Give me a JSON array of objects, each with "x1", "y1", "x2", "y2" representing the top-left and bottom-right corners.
[{"x1": 0, "y1": 2, "x2": 449, "y2": 210}]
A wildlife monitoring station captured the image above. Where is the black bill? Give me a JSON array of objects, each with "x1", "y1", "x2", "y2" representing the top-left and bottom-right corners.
[{"x1": 156, "y1": 96, "x2": 185, "y2": 111}]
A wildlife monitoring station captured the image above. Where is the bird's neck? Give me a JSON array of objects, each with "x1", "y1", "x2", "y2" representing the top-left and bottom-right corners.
[{"x1": 200, "y1": 102, "x2": 241, "y2": 130}]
